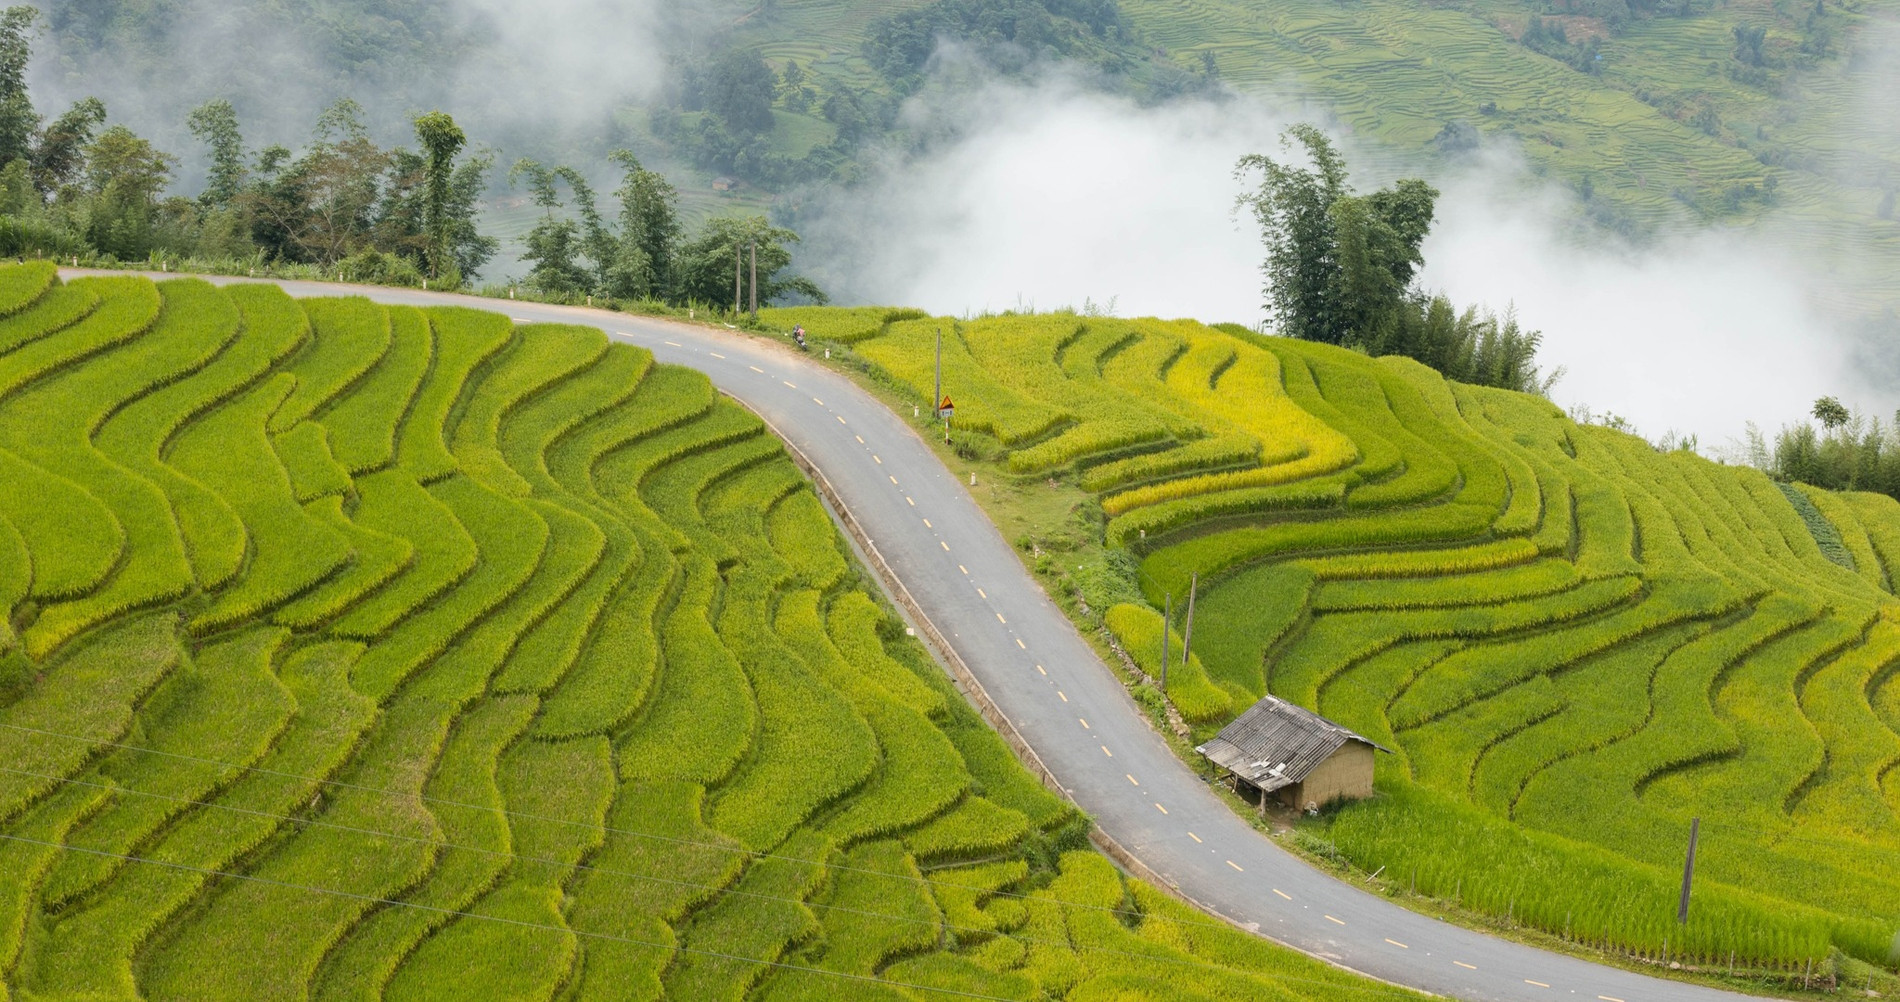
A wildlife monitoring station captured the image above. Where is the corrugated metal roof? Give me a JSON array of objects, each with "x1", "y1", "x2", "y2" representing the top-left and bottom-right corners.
[{"x1": 1196, "y1": 695, "x2": 1388, "y2": 791}]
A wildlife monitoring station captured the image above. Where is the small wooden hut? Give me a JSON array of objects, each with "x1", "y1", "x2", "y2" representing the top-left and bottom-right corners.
[{"x1": 1196, "y1": 695, "x2": 1388, "y2": 812}]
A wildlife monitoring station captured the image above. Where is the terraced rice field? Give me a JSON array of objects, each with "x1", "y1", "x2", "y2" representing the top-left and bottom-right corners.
[
  {"x1": 790, "y1": 306, "x2": 1900, "y2": 971},
  {"x1": 0, "y1": 265, "x2": 1418, "y2": 1000}
]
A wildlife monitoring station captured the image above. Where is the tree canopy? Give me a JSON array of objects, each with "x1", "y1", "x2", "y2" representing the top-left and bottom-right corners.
[{"x1": 1237, "y1": 124, "x2": 1557, "y2": 394}]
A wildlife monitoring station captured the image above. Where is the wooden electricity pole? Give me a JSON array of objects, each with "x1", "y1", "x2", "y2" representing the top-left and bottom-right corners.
[
  {"x1": 1160, "y1": 594, "x2": 1171, "y2": 694},
  {"x1": 1181, "y1": 572, "x2": 1198, "y2": 668},
  {"x1": 1678, "y1": 817, "x2": 1700, "y2": 924},
  {"x1": 748, "y1": 241, "x2": 758, "y2": 319},
  {"x1": 733, "y1": 245, "x2": 741, "y2": 315}
]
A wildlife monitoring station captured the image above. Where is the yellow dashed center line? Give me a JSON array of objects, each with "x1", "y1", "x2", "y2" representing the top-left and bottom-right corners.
[
  {"x1": 996, "y1": 613, "x2": 1007, "y2": 624},
  {"x1": 1125, "y1": 774, "x2": 1139, "y2": 786},
  {"x1": 941, "y1": 541, "x2": 950, "y2": 551},
  {"x1": 1598, "y1": 996, "x2": 1626, "y2": 1002},
  {"x1": 749, "y1": 365, "x2": 763, "y2": 373},
  {"x1": 906, "y1": 497, "x2": 915, "y2": 506},
  {"x1": 709, "y1": 352, "x2": 725, "y2": 359},
  {"x1": 1078, "y1": 717, "x2": 1089, "y2": 728},
  {"x1": 1155, "y1": 803, "x2": 1168, "y2": 814},
  {"x1": 1101, "y1": 746, "x2": 1112, "y2": 757},
  {"x1": 1035, "y1": 664, "x2": 1045, "y2": 674},
  {"x1": 1385, "y1": 939, "x2": 1408, "y2": 949},
  {"x1": 873, "y1": 455, "x2": 882, "y2": 464},
  {"x1": 959, "y1": 565, "x2": 968, "y2": 574},
  {"x1": 923, "y1": 518, "x2": 932, "y2": 528},
  {"x1": 1188, "y1": 832, "x2": 1202, "y2": 843},
  {"x1": 782, "y1": 380, "x2": 796, "y2": 388},
  {"x1": 1525, "y1": 981, "x2": 1550, "y2": 989},
  {"x1": 1225, "y1": 860, "x2": 1244, "y2": 872},
  {"x1": 1058, "y1": 691, "x2": 1068, "y2": 702},
  {"x1": 976, "y1": 588, "x2": 985, "y2": 598},
  {"x1": 1272, "y1": 889, "x2": 1291, "y2": 901},
  {"x1": 855, "y1": 435, "x2": 864, "y2": 444},
  {"x1": 892, "y1": 476, "x2": 900, "y2": 486},
  {"x1": 1015, "y1": 638, "x2": 1026, "y2": 649},
  {"x1": 1453, "y1": 962, "x2": 1476, "y2": 970},
  {"x1": 812, "y1": 397, "x2": 823, "y2": 406},
  {"x1": 664, "y1": 340, "x2": 682, "y2": 346},
  {"x1": 836, "y1": 415, "x2": 847, "y2": 424},
  {"x1": 1324, "y1": 915, "x2": 1344, "y2": 926}
]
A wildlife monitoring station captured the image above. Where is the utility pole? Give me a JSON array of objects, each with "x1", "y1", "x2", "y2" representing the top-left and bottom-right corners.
[
  {"x1": 933, "y1": 327, "x2": 942, "y2": 426},
  {"x1": 1160, "y1": 594, "x2": 1171, "y2": 694},
  {"x1": 1181, "y1": 571, "x2": 1198, "y2": 668},
  {"x1": 733, "y1": 245, "x2": 741, "y2": 315},
  {"x1": 1677, "y1": 817, "x2": 1699, "y2": 924},
  {"x1": 748, "y1": 241, "x2": 758, "y2": 319}
]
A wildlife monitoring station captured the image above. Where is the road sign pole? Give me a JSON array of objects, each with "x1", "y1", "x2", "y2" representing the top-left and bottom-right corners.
[{"x1": 1678, "y1": 816, "x2": 1699, "y2": 924}]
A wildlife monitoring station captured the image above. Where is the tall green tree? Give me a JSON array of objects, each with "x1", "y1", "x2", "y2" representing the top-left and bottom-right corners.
[
  {"x1": 1234, "y1": 124, "x2": 1349, "y2": 343},
  {"x1": 607, "y1": 150, "x2": 680, "y2": 299},
  {"x1": 186, "y1": 99, "x2": 245, "y2": 207},
  {"x1": 32, "y1": 97, "x2": 104, "y2": 197},
  {"x1": 1237, "y1": 123, "x2": 1554, "y2": 393},
  {"x1": 509, "y1": 157, "x2": 589, "y2": 295},
  {"x1": 412, "y1": 110, "x2": 463, "y2": 280},
  {"x1": 0, "y1": 6, "x2": 37, "y2": 168}
]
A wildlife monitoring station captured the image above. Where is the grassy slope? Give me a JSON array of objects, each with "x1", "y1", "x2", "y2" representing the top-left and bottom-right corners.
[
  {"x1": 0, "y1": 265, "x2": 1422, "y2": 1001},
  {"x1": 766, "y1": 302, "x2": 1900, "y2": 976}
]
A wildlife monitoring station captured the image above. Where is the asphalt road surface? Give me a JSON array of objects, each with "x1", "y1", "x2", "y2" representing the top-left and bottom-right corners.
[{"x1": 100, "y1": 274, "x2": 1764, "y2": 1002}]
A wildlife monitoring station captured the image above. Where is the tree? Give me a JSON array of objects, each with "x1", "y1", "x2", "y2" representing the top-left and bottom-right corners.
[
  {"x1": 1812, "y1": 396, "x2": 1850, "y2": 430},
  {"x1": 707, "y1": 48, "x2": 777, "y2": 135},
  {"x1": 187, "y1": 99, "x2": 246, "y2": 208},
  {"x1": 82, "y1": 123, "x2": 176, "y2": 257},
  {"x1": 412, "y1": 110, "x2": 463, "y2": 280},
  {"x1": 1234, "y1": 124, "x2": 1351, "y2": 343},
  {"x1": 509, "y1": 158, "x2": 589, "y2": 296},
  {"x1": 32, "y1": 97, "x2": 104, "y2": 198},
  {"x1": 0, "y1": 6, "x2": 37, "y2": 168},
  {"x1": 607, "y1": 150, "x2": 681, "y2": 299},
  {"x1": 251, "y1": 99, "x2": 391, "y2": 265},
  {"x1": 674, "y1": 216, "x2": 825, "y2": 309},
  {"x1": 1237, "y1": 123, "x2": 1553, "y2": 393}
]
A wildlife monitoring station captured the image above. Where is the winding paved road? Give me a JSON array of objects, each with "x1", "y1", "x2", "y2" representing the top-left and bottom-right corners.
[{"x1": 107, "y1": 274, "x2": 1761, "y2": 1002}]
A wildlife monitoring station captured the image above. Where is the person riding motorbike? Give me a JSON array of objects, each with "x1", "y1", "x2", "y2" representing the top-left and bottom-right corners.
[{"x1": 792, "y1": 325, "x2": 808, "y2": 350}]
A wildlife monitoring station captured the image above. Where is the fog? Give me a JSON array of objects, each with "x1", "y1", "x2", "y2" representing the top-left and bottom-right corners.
[
  {"x1": 27, "y1": 0, "x2": 667, "y2": 172},
  {"x1": 798, "y1": 70, "x2": 1895, "y2": 446}
]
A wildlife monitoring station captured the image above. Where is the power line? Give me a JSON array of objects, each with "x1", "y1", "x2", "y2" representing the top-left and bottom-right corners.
[{"x1": 0, "y1": 832, "x2": 1023, "y2": 1002}]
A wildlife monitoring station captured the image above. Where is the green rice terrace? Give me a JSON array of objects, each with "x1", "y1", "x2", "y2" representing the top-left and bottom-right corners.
[
  {"x1": 0, "y1": 263, "x2": 1422, "y2": 1001},
  {"x1": 768, "y1": 304, "x2": 1900, "y2": 974}
]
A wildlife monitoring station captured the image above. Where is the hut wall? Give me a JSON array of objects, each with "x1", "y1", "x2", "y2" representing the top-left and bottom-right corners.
[{"x1": 1278, "y1": 742, "x2": 1375, "y2": 809}]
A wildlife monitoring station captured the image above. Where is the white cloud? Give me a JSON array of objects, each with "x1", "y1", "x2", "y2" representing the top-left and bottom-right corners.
[{"x1": 801, "y1": 71, "x2": 1891, "y2": 444}]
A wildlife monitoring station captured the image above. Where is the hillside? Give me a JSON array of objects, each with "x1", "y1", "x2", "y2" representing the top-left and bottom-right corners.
[
  {"x1": 0, "y1": 264, "x2": 1418, "y2": 1001},
  {"x1": 768, "y1": 304, "x2": 1900, "y2": 973}
]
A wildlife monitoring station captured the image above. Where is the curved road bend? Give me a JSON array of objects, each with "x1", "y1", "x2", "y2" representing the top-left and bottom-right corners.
[{"x1": 112, "y1": 274, "x2": 1759, "y2": 1002}]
